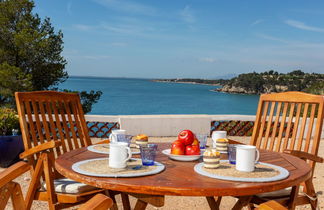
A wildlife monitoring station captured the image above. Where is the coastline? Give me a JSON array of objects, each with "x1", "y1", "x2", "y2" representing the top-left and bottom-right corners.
[{"x1": 151, "y1": 79, "x2": 221, "y2": 86}]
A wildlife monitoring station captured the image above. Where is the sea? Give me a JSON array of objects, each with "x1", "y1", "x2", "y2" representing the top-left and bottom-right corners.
[{"x1": 58, "y1": 77, "x2": 260, "y2": 115}]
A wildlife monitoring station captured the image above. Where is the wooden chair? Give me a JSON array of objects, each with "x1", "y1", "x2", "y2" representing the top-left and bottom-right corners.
[
  {"x1": 234, "y1": 91, "x2": 324, "y2": 210},
  {"x1": 256, "y1": 200, "x2": 287, "y2": 210},
  {"x1": 15, "y1": 91, "x2": 117, "y2": 210},
  {"x1": 0, "y1": 161, "x2": 113, "y2": 210}
]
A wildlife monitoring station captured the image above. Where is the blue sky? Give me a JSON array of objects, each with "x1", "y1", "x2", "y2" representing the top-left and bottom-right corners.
[{"x1": 34, "y1": 0, "x2": 324, "y2": 78}]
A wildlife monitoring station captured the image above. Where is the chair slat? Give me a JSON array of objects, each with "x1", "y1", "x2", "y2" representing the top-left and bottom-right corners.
[
  {"x1": 58, "y1": 101, "x2": 74, "y2": 151},
  {"x1": 275, "y1": 102, "x2": 289, "y2": 152},
  {"x1": 45, "y1": 101, "x2": 61, "y2": 157},
  {"x1": 283, "y1": 103, "x2": 295, "y2": 150},
  {"x1": 63, "y1": 101, "x2": 80, "y2": 149},
  {"x1": 70, "y1": 101, "x2": 85, "y2": 148},
  {"x1": 304, "y1": 104, "x2": 316, "y2": 153},
  {"x1": 256, "y1": 102, "x2": 269, "y2": 149},
  {"x1": 297, "y1": 103, "x2": 309, "y2": 151},
  {"x1": 289, "y1": 103, "x2": 302, "y2": 151},
  {"x1": 269, "y1": 102, "x2": 282, "y2": 151},
  {"x1": 31, "y1": 101, "x2": 45, "y2": 145},
  {"x1": 24, "y1": 100, "x2": 38, "y2": 147},
  {"x1": 52, "y1": 101, "x2": 68, "y2": 153},
  {"x1": 262, "y1": 102, "x2": 276, "y2": 149}
]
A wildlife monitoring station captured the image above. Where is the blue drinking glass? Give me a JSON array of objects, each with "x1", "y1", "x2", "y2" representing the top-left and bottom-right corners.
[
  {"x1": 140, "y1": 144, "x2": 158, "y2": 166},
  {"x1": 228, "y1": 144, "x2": 237, "y2": 164}
]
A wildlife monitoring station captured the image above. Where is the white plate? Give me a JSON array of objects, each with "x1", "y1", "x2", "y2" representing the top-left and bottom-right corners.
[
  {"x1": 194, "y1": 160, "x2": 289, "y2": 182},
  {"x1": 72, "y1": 158, "x2": 165, "y2": 178},
  {"x1": 87, "y1": 144, "x2": 141, "y2": 155},
  {"x1": 162, "y1": 149, "x2": 202, "y2": 161}
]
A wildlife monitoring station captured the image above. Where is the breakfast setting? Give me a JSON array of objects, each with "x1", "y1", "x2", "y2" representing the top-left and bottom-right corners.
[{"x1": 69, "y1": 128, "x2": 290, "y2": 184}]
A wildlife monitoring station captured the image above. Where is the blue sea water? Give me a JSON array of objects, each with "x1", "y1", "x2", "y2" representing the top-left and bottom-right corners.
[{"x1": 58, "y1": 77, "x2": 260, "y2": 115}]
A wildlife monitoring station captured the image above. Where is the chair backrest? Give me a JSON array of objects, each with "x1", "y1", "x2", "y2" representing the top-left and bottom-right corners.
[
  {"x1": 15, "y1": 91, "x2": 92, "y2": 168},
  {"x1": 250, "y1": 91, "x2": 324, "y2": 170}
]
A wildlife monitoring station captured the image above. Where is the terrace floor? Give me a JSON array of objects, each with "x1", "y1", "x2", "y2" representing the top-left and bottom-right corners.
[{"x1": 2, "y1": 136, "x2": 324, "y2": 209}]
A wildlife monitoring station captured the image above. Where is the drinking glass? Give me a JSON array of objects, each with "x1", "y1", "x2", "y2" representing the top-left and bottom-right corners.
[
  {"x1": 140, "y1": 144, "x2": 158, "y2": 166},
  {"x1": 196, "y1": 134, "x2": 208, "y2": 149},
  {"x1": 116, "y1": 134, "x2": 133, "y2": 146},
  {"x1": 228, "y1": 144, "x2": 237, "y2": 164}
]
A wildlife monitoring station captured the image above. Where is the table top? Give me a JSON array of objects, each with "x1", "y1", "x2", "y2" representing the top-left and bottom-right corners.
[{"x1": 55, "y1": 143, "x2": 312, "y2": 197}]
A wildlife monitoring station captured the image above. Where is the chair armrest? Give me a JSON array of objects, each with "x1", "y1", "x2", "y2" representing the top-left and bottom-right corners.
[
  {"x1": 19, "y1": 140, "x2": 61, "y2": 159},
  {"x1": 284, "y1": 149, "x2": 323, "y2": 163},
  {"x1": 0, "y1": 161, "x2": 30, "y2": 188},
  {"x1": 228, "y1": 139, "x2": 245, "y2": 145},
  {"x1": 94, "y1": 139, "x2": 110, "y2": 144}
]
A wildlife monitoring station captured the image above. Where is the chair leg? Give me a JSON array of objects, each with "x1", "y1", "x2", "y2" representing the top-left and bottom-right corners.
[
  {"x1": 11, "y1": 182, "x2": 26, "y2": 210},
  {"x1": 25, "y1": 153, "x2": 46, "y2": 210},
  {"x1": 232, "y1": 196, "x2": 253, "y2": 210},
  {"x1": 134, "y1": 199, "x2": 148, "y2": 210},
  {"x1": 43, "y1": 153, "x2": 58, "y2": 210},
  {"x1": 304, "y1": 179, "x2": 318, "y2": 210},
  {"x1": 206, "y1": 196, "x2": 221, "y2": 210},
  {"x1": 288, "y1": 185, "x2": 299, "y2": 210},
  {"x1": 121, "y1": 192, "x2": 131, "y2": 210}
]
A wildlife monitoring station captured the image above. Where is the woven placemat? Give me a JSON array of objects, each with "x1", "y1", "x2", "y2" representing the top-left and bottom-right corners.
[
  {"x1": 194, "y1": 160, "x2": 289, "y2": 182},
  {"x1": 79, "y1": 159, "x2": 154, "y2": 175},
  {"x1": 88, "y1": 144, "x2": 140, "y2": 154},
  {"x1": 72, "y1": 158, "x2": 165, "y2": 177},
  {"x1": 202, "y1": 162, "x2": 279, "y2": 178}
]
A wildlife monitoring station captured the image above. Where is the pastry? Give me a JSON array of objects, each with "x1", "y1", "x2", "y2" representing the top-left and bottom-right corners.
[
  {"x1": 216, "y1": 138, "x2": 229, "y2": 152},
  {"x1": 135, "y1": 134, "x2": 148, "y2": 145},
  {"x1": 203, "y1": 149, "x2": 220, "y2": 168}
]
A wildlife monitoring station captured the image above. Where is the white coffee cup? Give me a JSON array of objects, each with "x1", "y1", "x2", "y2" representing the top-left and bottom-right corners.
[
  {"x1": 109, "y1": 142, "x2": 132, "y2": 169},
  {"x1": 212, "y1": 131, "x2": 227, "y2": 148},
  {"x1": 235, "y1": 145, "x2": 260, "y2": 172},
  {"x1": 109, "y1": 129, "x2": 126, "y2": 143}
]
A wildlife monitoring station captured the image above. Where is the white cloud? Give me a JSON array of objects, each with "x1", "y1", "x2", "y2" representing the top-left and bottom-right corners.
[
  {"x1": 199, "y1": 57, "x2": 217, "y2": 63},
  {"x1": 73, "y1": 24, "x2": 93, "y2": 31},
  {"x1": 285, "y1": 19, "x2": 324, "y2": 32},
  {"x1": 93, "y1": 0, "x2": 156, "y2": 16},
  {"x1": 251, "y1": 19, "x2": 263, "y2": 26},
  {"x1": 67, "y1": 1, "x2": 72, "y2": 15},
  {"x1": 180, "y1": 5, "x2": 196, "y2": 23}
]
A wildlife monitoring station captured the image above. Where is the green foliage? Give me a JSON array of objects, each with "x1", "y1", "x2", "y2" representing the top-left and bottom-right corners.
[
  {"x1": 304, "y1": 81, "x2": 324, "y2": 95},
  {"x1": 0, "y1": 107, "x2": 19, "y2": 136},
  {"x1": 0, "y1": 0, "x2": 67, "y2": 90},
  {"x1": 0, "y1": 0, "x2": 101, "y2": 113},
  {"x1": 0, "y1": 62, "x2": 32, "y2": 106},
  {"x1": 226, "y1": 70, "x2": 324, "y2": 94}
]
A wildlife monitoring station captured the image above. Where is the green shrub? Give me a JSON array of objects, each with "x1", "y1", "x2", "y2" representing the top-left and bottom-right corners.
[{"x1": 0, "y1": 107, "x2": 20, "y2": 135}]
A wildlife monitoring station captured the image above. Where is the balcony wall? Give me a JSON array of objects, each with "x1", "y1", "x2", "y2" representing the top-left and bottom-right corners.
[{"x1": 85, "y1": 114, "x2": 255, "y2": 136}]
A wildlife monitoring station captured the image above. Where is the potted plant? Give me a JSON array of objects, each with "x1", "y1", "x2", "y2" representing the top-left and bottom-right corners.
[{"x1": 0, "y1": 107, "x2": 24, "y2": 167}]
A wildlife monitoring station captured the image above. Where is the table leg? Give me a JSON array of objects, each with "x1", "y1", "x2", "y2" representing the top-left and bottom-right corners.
[
  {"x1": 121, "y1": 192, "x2": 131, "y2": 210},
  {"x1": 134, "y1": 199, "x2": 148, "y2": 210},
  {"x1": 232, "y1": 196, "x2": 252, "y2": 210},
  {"x1": 206, "y1": 196, "x2": 221, "y2": 210}
]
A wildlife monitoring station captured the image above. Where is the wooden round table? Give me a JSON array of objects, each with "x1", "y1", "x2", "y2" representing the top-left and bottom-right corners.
[
  {"x1": 55, "y1": 143, "x2": 311, "y2": 196},
  {"x1": 55, "y1": 143, "x2": 311, "y2": 209}
]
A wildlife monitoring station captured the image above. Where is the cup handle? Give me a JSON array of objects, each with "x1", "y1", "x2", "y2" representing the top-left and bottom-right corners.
[
  {"x1": 109, "y1": 134, "x2": 115, "y2": 142},
  {"x1": 255, "y1": 148, "x2": 260, "y2": 163},
  {"x1": 124, "y1": 147, "x2": 132, "y2": 163}
]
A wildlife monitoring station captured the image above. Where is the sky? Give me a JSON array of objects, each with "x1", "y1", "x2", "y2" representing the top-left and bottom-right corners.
[{"x1": 34, "y1": 0, "x2": 324, "y2": 79}]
